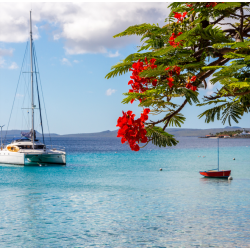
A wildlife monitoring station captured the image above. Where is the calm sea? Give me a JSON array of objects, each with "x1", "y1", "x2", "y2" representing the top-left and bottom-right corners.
[{"x1": 0, "y1": 137, "x2": 250, "y2": 247}]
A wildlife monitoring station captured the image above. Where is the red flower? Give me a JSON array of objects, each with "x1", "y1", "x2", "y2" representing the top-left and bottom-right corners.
[
  {"x1": 169, "y1": 32, "x2": 183, "y2": 48},
  {"x1": 173, "y1": 66, "x2": 181, "y2": 76},
  {"x1": 116, "y1": 109, "x2": 150, "y2": 151},
  {"x1": 152, "y1": 79, "x2": 157, "y2": 87},
  {"x1": 132, "y1": 144, "x2": 140, "y2": 151},
  {"x1": 173, "y1": 12, "x2": 188, "y2": 23},
  {"x1": 167, "y1": 77, "x2": 174, "y2": 88},
  {"x1": 150, "y1": 58, "x2": 156, "y2": 64},
  {"x1": 206, "y1": 2, "x2": 217, "y2": 7},
  {"x1": 190, "y1": 76, "x2": 196, "y2": 82},
  {"x1": 143, "y1": 108, "x2": 150, "y2": 115},
  {"x1": 190, "y1": 85, "x2": 197, "y2": 91},
  {"x1": 141, "y1": 137, "x2": 148, "y2": 143},
  {"x1": 127, "y1": 58, "x2": 158, "y2": 100}
]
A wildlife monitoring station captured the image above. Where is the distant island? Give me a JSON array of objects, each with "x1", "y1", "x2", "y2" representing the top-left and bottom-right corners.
[
  {"x1": 2, "y1": 127, "x2": 250, "y2": 138},
  {"x1": 202, "y1": 129, "x2": 250, "y2": 138}
]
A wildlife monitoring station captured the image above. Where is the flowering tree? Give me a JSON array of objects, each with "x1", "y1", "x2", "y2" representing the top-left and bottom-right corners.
[{"x1": 106, "y1": 2, "x2": 250, "y2": 151}]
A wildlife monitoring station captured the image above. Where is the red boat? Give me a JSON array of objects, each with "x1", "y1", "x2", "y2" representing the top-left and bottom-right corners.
[
  {"x1": 199, "y1": 138, "x2": 231, "y2": 178},
  {"x1": 199, "y1": 170, "x2": 231, "y2": 178}
]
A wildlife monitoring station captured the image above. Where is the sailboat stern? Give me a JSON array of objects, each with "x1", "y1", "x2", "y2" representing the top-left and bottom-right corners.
[
  {"x1": 0, "y1": 151, "x2": 25, "y2": 165},
  {"x1": 25, "y1": 152, "x2": 66, "y2": 165}
]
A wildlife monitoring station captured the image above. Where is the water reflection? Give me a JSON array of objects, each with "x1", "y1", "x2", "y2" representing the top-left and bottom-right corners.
[{"x1": 199, "y1": 177, "x2": 231, "y2": 185}]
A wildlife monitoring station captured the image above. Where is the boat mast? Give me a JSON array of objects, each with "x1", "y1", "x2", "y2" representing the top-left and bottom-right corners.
[
  {"x1": 217, "y1": 137, "x2": 219, "y2": 171},
  {"x1": 30, "y1": 11, "x2": 34, "y2": 149}
]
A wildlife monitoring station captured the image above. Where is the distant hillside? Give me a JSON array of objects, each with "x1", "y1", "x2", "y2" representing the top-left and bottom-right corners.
[
  {"x1": 224, "y1": 126, "x2": 241, "y2": 129},
  {"x1": 61, "y1": 127, "x2": 250, "y2": 138},
  {"x1": 61, "y1": 130, "x2": 117, "y2": 137},
  {"x1": 164, "y1": 127, "x2": 250, "y2": 137},
  {"x1": 3, "y1": 130, "x2": 59, "y2": 138},
  {"x1": 2, "y1": 127, "x2": 249, "y2": 138}
]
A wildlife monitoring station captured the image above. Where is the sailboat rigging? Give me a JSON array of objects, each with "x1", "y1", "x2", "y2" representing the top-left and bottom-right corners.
[{"x1": 0, "y1": 11, "x2": 66, "y2": 165}]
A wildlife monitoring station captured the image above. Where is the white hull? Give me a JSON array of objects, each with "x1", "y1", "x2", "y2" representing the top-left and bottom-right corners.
[
  {"x1": 25, "y1": 153, "x2": 66, "y2": 165},
  {"x1": 0, "y1": 150, "x2": 66, "y2": 165},
  {"x1": 0, "y1": 151, "x2": 25, "y2": 165}
]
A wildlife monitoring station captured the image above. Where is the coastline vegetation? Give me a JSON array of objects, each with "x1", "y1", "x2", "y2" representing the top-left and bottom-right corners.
[{"x1": 215, "y1": 129, "x2": 249, "y2": 137}]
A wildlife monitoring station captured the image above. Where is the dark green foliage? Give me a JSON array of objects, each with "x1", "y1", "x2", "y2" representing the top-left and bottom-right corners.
[
  {"x1": 166, "y1": 113, "x2": 186, "y2": 127},
  {"x1": 106, "y1": 2, "x2": 250, "y2": 149},
  {"x1": 146, "y1": 126, "x2": 178, "y2": 147}
]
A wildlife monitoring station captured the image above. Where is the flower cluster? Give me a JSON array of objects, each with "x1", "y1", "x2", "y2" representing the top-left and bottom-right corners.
[
  {"x1": 206, "y1": 2, "x2": 217, "y2": 7},
  {"x1": 186, "y1": 3, "x2": 194, "y2": 10},
  {"x1": 173, "y1": 12, "x2": 188, "y2": 23},
  {"x1": 186, "y1": 76, "x2": 197, "y2": 91},
  {"x1": 117, "y1": 108, "x2": 150, "y2": 151},
  {"x1": 128, "y1": 57, "x2": 158, "y2": 103},
  {"x1": 169, "y1": 32, "x2": 183, "y2": 48},
  {"x1": 165, "y1": 66, "x2": 181, "y2": 88},
  {"x1": 165, "y1": 66, "x2": 181, "y2": 76}
]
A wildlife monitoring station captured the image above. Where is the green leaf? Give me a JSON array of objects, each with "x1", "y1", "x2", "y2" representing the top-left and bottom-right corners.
[
  {"x1": 229, "y1": 82, "x2": 250, "y2": 88},
  {"x1": 146, "y1": 126, "x2": 178, "y2": 147},
  {"x1": 244, "y1": 55, "x2": 250, "y2": 61},
  {"x1": 153, "y1": 46, "x2": 174, "y2": 56},
  {"x1": 214, "y1": 2, "x2": 241, "y2": 10},
  {"x1": 202, "y1": 66, "x2": 226, "y2": 71},
  {"x1": 166, "y1": 113, "x2": 186, "y2": 127},
  {"x1": 113, "y1": 23, "x2": 159, "y2": 38},
  {"x1": 198, "y1": 101, "x2": 243, "y2": 126}
]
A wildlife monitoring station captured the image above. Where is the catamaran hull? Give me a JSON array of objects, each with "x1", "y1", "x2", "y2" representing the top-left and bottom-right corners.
[
  {"x1": 25, "y1": 153, "x2": 66, "y2": 165},
  {"x1": 0, "y1": 152, "x2": 25, "y2": 165},
  {"x1": 0, "y1": 152, "x2": 66, "y2": 165}
]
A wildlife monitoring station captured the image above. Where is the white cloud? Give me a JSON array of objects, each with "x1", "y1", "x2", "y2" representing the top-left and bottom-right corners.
[
  {"x1": 61, "y1": 58, "x2": 71, "y2": 66},
  {"x1": 0, "y1": 48, "x2": 13, "y2": 57},
  {"x1": 106, "y1": 88, "x2": 116, "y2": 96},
  {"x1": 9, "y1": 62, "x2": 18, "y2": 69},
  {"x1": 107, "y1": 51, "x2": 120, "y2": 58},
  {"x1": 0, "y1": 2, "x2": 169, "y2": 54},
  {"x1": 53, "y1": 34, "x2": 60, "y2": 40},
  {"x1": 73, "y1": 60, "x2": 79, "y2": 63}
]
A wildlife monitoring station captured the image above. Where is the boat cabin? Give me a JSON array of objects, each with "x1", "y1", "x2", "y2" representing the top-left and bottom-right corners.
[{"x1": 9, "y1": 138, "x2": 46, "y2": 150}]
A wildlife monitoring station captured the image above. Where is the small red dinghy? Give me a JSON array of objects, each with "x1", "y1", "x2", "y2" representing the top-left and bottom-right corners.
[
  {"x1": 199, "y1": 170, "x2": 231, "y2": 178},
  {"x1": 200, "y1": 138, "x2": 231, "y2": 178}
]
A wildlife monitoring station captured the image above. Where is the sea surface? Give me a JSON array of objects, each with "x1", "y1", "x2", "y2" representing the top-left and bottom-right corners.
[{"x1": 0, "y1": 136, "x2": 250, "y2": 247}]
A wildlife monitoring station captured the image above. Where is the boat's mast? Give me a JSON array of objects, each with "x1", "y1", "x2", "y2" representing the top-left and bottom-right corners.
[
  {"x1": 30, "y1": 11, "x2": 34, "y2": 149},
  {"x1": 217, "y1": 137, "x2": 219, "y2": 171}
]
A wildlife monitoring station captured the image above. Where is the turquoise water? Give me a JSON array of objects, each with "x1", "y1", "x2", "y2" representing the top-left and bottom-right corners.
[{"x1": 0, "y1": 137, "x2": 250, "y2": 247}]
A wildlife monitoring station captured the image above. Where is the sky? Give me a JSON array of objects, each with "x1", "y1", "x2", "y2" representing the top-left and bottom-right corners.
[{"x1": 0, "y1": 2, "x2": 249, "y2": 135}]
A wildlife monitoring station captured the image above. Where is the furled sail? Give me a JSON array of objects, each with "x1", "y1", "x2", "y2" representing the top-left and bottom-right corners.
[{"x1": 21, "y1": 130, "x2": 36, "y2": 140}]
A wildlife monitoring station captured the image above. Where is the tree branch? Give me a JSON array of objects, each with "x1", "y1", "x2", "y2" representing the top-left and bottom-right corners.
[
  {"x1": 196, "y1": 58, "x2": 231, "y2": 82},
  {"x1": 163, "y1": 99, "x2": 188, "y2": 130},
  {"x1": 240, "y1": 6, "x2": 244, "y2": 41},
  {"x1": 205, "y1": 90, "x2": 250, "y2": 100}
]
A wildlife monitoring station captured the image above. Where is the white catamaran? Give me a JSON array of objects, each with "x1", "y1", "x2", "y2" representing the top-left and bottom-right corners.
[{"x1": 0, "y1": 12, "x2": 66, "y2": 165}]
